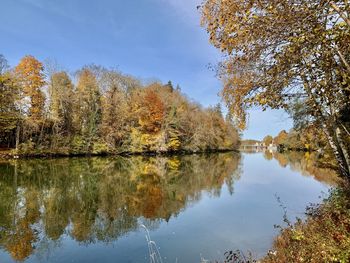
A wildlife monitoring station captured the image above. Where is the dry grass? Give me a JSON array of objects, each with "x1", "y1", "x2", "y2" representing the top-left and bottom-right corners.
[{"x1": 262, "y1": 187, "x2": 350, "y2": 263}]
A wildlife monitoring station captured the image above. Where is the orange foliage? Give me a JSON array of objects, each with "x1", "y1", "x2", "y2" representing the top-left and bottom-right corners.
[
  {"x1": 71, "y1": 215, "x2": 93, "y2": 242},
  {"x1": 15, "y1": 55, "x2": 45, "y2": 121},
  {"x1": 5, "y1": 220, "x2": 36, "y2": 261},
  {"x1": 139, "y1": 88, "x2": 164, "y2": 133},
  {"x1": 141, "y1": 185, "x2": 163, "y2": 218}
]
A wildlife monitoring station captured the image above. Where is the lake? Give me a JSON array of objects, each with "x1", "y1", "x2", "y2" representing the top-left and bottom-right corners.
[{"x1": 0, "y1": 151, "x2": 339, "y2": 262}]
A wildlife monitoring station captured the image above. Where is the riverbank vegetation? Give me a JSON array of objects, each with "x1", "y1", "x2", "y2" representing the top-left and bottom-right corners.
[
  {"x1": 222, "y1": 187, "x2": 350, "y2": 263},
  {"x1": 262, "y1": 187, "x2": 350, "y2": 263},
  {"x1": 0, "y1": 54, "x2": 239, "y2": 157}
]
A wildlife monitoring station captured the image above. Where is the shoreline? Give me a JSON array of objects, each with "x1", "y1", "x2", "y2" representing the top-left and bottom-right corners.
[
  {"x1": 0, "y1": 148, "x2": 239, "y2": 160},
  {"x1": 261, "y1": 187, "x2": 350, "y2": 263}
]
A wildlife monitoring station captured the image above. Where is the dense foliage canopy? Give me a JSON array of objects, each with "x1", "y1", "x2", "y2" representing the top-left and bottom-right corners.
[{"x1": 0, "y1": 55, "x2": 239, "y2": 155}]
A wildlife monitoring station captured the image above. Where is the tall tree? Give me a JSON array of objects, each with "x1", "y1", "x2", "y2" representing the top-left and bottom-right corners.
[
  {"x1": 75, "y1": 68, "x2": 102, "y2": 150},
  {"x1": 14, "y1": 55, "x2": 46, "y2": 122},
  {"x1": 49, "y1": 71, "x2": 74, "y2": 135},
  {"x1": 0, "y1": 55, "x2": 20, "y2": 147},
  {"x1": 139, "y1": 87, "x2": 165, "y2": 134},
  {"x1": 100, "y1": 69, "x2": 133, "y2": 148},
  {"x1": 201, "y1": 0, "x2": 350, "y2": 178}
]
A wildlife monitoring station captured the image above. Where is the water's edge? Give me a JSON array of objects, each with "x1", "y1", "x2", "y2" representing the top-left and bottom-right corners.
[{"x1": 0, "y1": 148, "x2": 239, "y2": 160}]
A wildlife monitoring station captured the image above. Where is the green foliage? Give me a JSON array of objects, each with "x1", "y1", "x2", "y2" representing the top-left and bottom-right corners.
[
  {"x1": 75, "y1": 68, "x2": 102, "y2": 140},
  {"x1": 92, "y1": 140, "x2": 110, "y2": 155},
  {"x1": 70, "y1": 136, "x2": 87, "y2": 155},
  {"x1": 17, "y1": 140, "x2": 35, "y2": 155}
]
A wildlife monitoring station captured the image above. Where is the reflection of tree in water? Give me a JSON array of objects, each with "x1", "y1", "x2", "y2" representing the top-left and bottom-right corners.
[
  {"x1": 0, "y1": 183, "x2": 40, "y2": 261},
  {"x1": 263, "y1": 151, "x2": 273, "y2": 161},
  {"x1": 0, "y1": 153, "x2": 241, "y2": 261},
  {"x1": 268, "y1": 151, "x2": 341, "y2": 186}
]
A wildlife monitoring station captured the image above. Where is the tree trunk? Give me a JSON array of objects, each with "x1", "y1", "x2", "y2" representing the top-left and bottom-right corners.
[
  {"x1": 336, "y1": 126, "x2": 350, "y2": 173},
  {"x1": 302, "y1": 77, "x2": 350, "y2": 179},
  {"x1": 322, "y1": 123, "x2": 350, "y2": 179}
]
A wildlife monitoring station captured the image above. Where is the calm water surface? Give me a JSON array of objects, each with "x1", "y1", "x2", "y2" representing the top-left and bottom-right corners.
[{"x1": 0, "y1": 152, "x2": 339, "y2": 262}]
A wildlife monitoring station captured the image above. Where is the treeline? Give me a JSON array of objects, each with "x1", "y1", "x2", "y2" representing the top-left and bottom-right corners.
[
  {"x1": 0, "y1": 54, "x2": 239, "y2": 156},
  {"x1": 260, "y1": 126, "x2": 341, "y2": 170},
  {"x1": 271, "y1": 126, "x2": 328, "y2": 152}
]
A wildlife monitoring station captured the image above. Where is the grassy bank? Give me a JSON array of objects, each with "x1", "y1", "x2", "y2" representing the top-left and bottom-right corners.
[{"x1": 262, "y1": 187, "x2": 350, "y2": 263}]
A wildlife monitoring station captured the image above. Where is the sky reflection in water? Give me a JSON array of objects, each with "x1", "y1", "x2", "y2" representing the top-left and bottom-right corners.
[{"x1": 0, "y1": 152, "x2": 337, "y2": 262}]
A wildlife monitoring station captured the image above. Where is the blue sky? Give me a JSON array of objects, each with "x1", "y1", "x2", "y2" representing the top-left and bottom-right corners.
[{"x1": 0, "y1": 0, "x2": 292, "y2": 140}]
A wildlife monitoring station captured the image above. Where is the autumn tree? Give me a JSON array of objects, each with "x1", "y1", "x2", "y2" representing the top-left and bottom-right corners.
[
  {"x1": 74, "y1": 68, "x2": 102, "y2": 151},
  {"x1": 201, "y1": 0, "x2": 350, "y2": 178},
  {"x1": 49, "y1": 71, "x2": 74, "y2": 135},
  {"x1": 139, "y1": 86, "x2": 165, "y2": 134},
  {"x1": 3, "y1": 189, "x2": 40, "y2": 261},
  {"x1": 0, "y1": 57, "x2": 239, "y2": 154},
  {"x1": 15, "y1": 55, "x2": 46, "y2": 122},
  {"x1": 263, "y1": 135, "x2": 273, "y2": 147},
  {"x1": 100, "y1": 69, "x2": 136, "y2": 149},
  {"x1": 0, "y1": 55, "x2": 20, "y2": 147},
  {"x1": 274, "y1": 130, "x2": 289, "y2": 149},
  {"x1": 158, "y1": 87, "x2": 189, "y2": 151}
]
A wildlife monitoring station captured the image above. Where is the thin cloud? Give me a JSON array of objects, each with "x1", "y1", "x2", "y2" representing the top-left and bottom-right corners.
[{"x1": 157, "y1": 0, "x2": 202, "y2": 24}]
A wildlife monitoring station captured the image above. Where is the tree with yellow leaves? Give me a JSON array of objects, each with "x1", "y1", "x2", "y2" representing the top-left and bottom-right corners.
[
  {"x1": 49, "y1": 71, "x2": 74, "y2": 135},
  {"x1": 74, "y1": 68, "x2": 102, "y2": 151},
  {"x1": 0, "y1": 55, "x2": 20, "y2": 147},
  {"x1": 14, "y1": 55, "x2": 46, "y2": 122},
  {"x1": 0, "y1": 55, "x2": 239, "y2": 154},
  {"x1": 201, "y1": 0, "x2": 350, "y2": 178}
]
